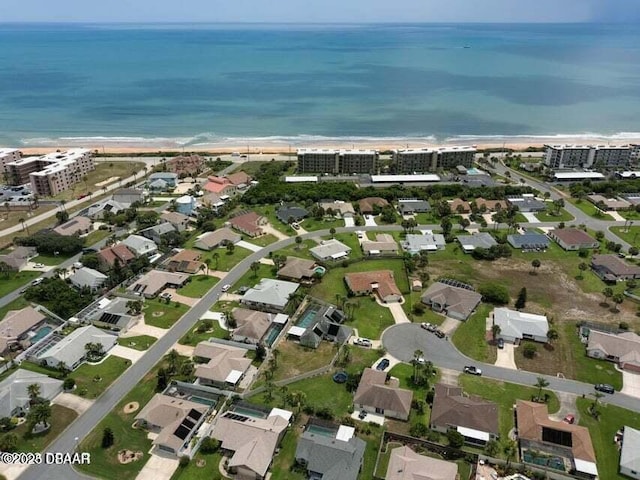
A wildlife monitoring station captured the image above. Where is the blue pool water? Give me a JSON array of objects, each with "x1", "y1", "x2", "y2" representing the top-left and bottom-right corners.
[
  {"x1": 467, "y1": 167, "x2": 483, "y2": 175},
  {"x1": 296, "y1": 306, "x2": 320, "y2": 328},
  {"x1": 265, "y1": 324, "x2": 283, "y2": 346},
  {"x1": 31, "y1": 326, "x2": 53, "y2": 343}
]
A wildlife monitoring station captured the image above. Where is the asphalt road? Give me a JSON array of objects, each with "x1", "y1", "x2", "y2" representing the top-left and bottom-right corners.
[{"x1": 383, "y1": 323, "x2": 640, "y2": 411}]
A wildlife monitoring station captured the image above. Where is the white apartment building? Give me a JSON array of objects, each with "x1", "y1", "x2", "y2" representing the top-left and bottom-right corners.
[
  {"x1": 392, "y1": 146, "x2": 476, "y2": 173},
  {"x1": 631, "y1": 144, "x2": 640, "y2": 164},
  {"x1": 544, "y1": 144, "x2": 631, "y2": 169},
  {"x1": 297, "y1": 148, "x2": 379, "y2": 174},
  {"x1": 6, "y1": 149, "x2": 94, "y2": 196},
  {"x1": 0, "y1": 148, "x2": 21, "y2": 180}
]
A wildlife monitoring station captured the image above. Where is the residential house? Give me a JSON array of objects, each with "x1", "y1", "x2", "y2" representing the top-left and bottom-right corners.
[
  {"x1": 516, "y1": 400, "x2": 598, "y2": 478},
  {"x1": 361, "y1": 234, "x2": 398, "y2": 256},
  {"x1": 493, "y1": 308, "x2": 549, "y2": 344},
  {"x1": 160, "y1": 211, "x2": 190, "y2": 232},
  {"x1": 397, "y1": 198, "x2": 431, "y2": 214},
  {"x1": 353, "y1": 368, "x2": 413, "y2": 420},
  {"x1": 86, "y1": 199, "x2": 126, "y2": 220},
  {"x1": 0, "y1": 246, "x2": 36, "y2": 271},
  {"x1": 241, "y1": 278, "x2": 299, "y2": 313},
  {"x1": 135, "y1": 394, "x2": 208, "y2": 457},
  {"x1": 97, "y1": 244, "x2": 135, "y2": 270},
  {"x1": 193, "y1": 341, "x2": 252, "y2": 388},
  {"x1": 112, "y1": 188, "x2": 145, "y2": 206},
  {"x1": 385, "y1": 445, "x2": 458, "y2": 480},
  {"x1": 620, "y1": 426, "x2": 640, "y2": 480},
  {"x1": 194, "y1": 228, "x2": 241, "y2": 251},
  {"x1": 201, "y1": 191, "x2": 225, "y2": 210},
  {"x1": 430, "y1": 383, "x2": 499, "y2": 446},
  {"x1": 165, "y1": 154, "x2": 205, "y2": 176},
  {"x1": 211, "y1": 406, "x2": 290, "y2": 479},
  {"x1": 344, "y1": 270, "x2": 403, "y2": 303},
  {"x1": 203, "y1": 171, "x2": 251, "y2": 196},
  {"x1": 449, "y1": 198, "x2": 471, "y2": 213},
  {"x1": 228, "y1": 211, "x2": 266, "y2": 237},
  {"x1": 148, "y1": 172, "x2": 178, "y2": 189},
  {"x1": 37, "y1": 325, "x2": 117, "y2": 370},
  {"x1": 231, "y1": 308, "x2": 284, "y2": 344},
  {"x1": 0, "y1": 306, "x2": 47, "y2": 356},
  {"x1": 121, "y1": 234, "x2": 158, "y2": 257},
  {"x1": 127, "y1": 270, "x2": 190, "y2": 298},
  {"x1": 289, "y1": 303, "x2": 350, "y2": 349},
  {"x1": 86, "y1": 296, "x2": 138, "y2": 332},
  {"x1": 359, "y1": 197, "x2": 388, "y2": 214},
  {"x1": 456, "y1": 232, "x2": 497, "y2": 252},
  {"x1": 0, "y1": 369, "x2": 63, "y2": 418},
  {"x1": 164, "y1": 249, "x2": 204, "y2": 274},
  {"x1": 402, "y1": 233, "x2": 446, "y2": 253},
  {"x1": 276, "y1": 204, "x2": 308, "y2": 224},
  {"x1": 591, "y1": 254, "x2": 640, "y2": 282},
  {"x1": 421, "y1": 282, "x2": 482, "y2": 321},
  {"x1": 295, "y1": 421, "x2": 366, "y2": 480},
  {"x1": 474, "y1": 197, "x2": 507, "y2": 212},
  {"x1": 548, "y1": 228, "x2": 599, "y2": 251},
  {"x1": 506, "y1": 194, "x2": 547, "y2": 212},
  {"x1": 69, "y1": 267, "x2": 108, "y2": 291},
  {"x1": 507, "y1": 232, "x2": 550, "y2": 250},
  {"x1": 310, "y1": 239, "x2": 351, "y2": 261},
  {"x1": 53, "y1": 216, "x2": 92, "y2": 236},
  {"x1": 139, "y1": 222, "x2": 176, "y2": 244},
  {"x1": 587, "y1": 194, "x2": 631, "y2": 211},
  {"x1": 319, "y1": 201, "x2": 355, "y2": 217},
  {"x1": 587, "y1": 330, "x2": 640, "y2": 373},
  {"x1": 276, "y1": 256, "x2": 318, "y2": 283}
]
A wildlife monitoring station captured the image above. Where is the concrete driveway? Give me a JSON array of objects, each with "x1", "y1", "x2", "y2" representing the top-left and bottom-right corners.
[
  {"x1": 364, "y1": 214, "x2": 377, "y2": 226},
  {"x1": 52, "y1": 392, "x2": 94, "y2": 415},
  {"x1": 522, "y1": 212, "x2": 540, "y2": 223},
  {"x1": 494, "y1": 343, "x2": 517, "y2": 370},
  {"x1": 162, "y1": 288, "x2": 199, "y2": 307},
  {"x1": 386, "y1": 302, "x2": 411, "y2": 324},
  {"x1": 110, "y1": 345, "x2": 145, "y2": 364},
  {"x1": 135, "y1": 453, "x2": 179, "y2": 480},
  {"x1": 120, "y1": 318, "x2": 167, "y2": 338},
  {"x1": 237, "y1": 240, "x2": 262, "y2": 252},
  {"x1": 344, "y1": 216, "x2": 355, "y2": 227},
  {"x1": 262, "y1": 223, "x2": 290, "y2": 240},
  {"x1": 439, "y1": 317, "x2": 462, "y2": 335},
  {"x1": 622, "y1": 370, "x2": 640, "y2": 399}
]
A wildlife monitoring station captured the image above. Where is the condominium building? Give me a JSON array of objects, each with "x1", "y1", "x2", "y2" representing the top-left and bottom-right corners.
[
  {"x1": 392, "y1": 146, "x2": 476, "y2": 173},
  {"x1": 0, "y1": 149, "x2": 21, "y2": 176},
  {"x1": 6, "y1": 149, "x2": 94, "y2": 195},
  {"x1": 544, "y1": 144, "x2": 631, "y2": 169},
  {"x1": 297, "y1": 148, "x2": 379, "y2": 174},
  {"x1": 629, "y1": 144, "x2": 640, "y2": 164}
]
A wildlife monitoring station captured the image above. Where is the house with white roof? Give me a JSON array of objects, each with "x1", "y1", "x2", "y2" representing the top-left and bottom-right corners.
[
  {"x1": 310, "y1": 239, "x2": 351, "y2": 261},
  {"x1": 122, "y1": 234, "x2": 158, "y2": 257},
  {"x1": 69, "y1": 267, "x2": 108, "y2": 291},
  {"x1": 36, "y1": 325, "x2": 117, "y2": 370},
  {"x1": 402, "y1": 233, "x2": 446, "y2": 253},
  {"x1": 620, "y1": 426, "x2": 640, "y2": 479},
  {"x1": 240, "y1": 278, "x2": 299, "y2": 313},
  {"x1": 493, "y1": 307, "x2": 549, "y2": 344},
  {"x1": 0, "y1": 369, "x2": 63, "y2": 418}
]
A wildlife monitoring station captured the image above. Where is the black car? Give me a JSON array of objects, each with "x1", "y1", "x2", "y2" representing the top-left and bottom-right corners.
[
  {"x1": 497, "y1": 338, "x2": 505, "y2": 349},
  {"x1": 82, "y1": 248, "x2": 98, "y2": 254},
  {"x1": 376, "y1": 359, "x2": 390, "y2": 371},
  {"x1": 434, "y1": 329, "x2": 445, "y2": 338},
  {"x1": 595, "y1": 383, "x2": 615, "y2": 394}
]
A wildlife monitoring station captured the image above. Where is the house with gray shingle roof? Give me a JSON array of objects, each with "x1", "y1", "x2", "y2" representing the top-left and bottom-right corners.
[
  {"x1": 353, "y1": 368, "x2": 413, "y2": 421},
  {"x1": 0, "y1": 369, "x2": 63, "y2": 418},
  {"x1": 421, "y1": 282, "x2": 482, "y2": 321},
  {"x1": 277, "y1": 257, "x2": 318, "y2": 282},
  {"x1": 139, "y1": 222, "x2": 176, "y2": 244},
  {"x1": 276, "y1": 204, "x2": 308, "y2": 223},
  {"x1": 36, "y1": 325, "x2": 117, "y2": 370},
  {"x1": 310, "y1": 239, "x2": 351, "y2": 261},
  {"x1": 122, "y1": 234, "x2": 158, "y2": 257},
  {"x1": 456, "y1": 232, "x2": 497, "y2": 252},
  {"x1": 587, "y1": 330, "x2": 640, "y2": 373},
  {"x1": 241, "y1": 279, "x2": 299, "y2": 313},
  {"x1": 148, "y1": 172, "x2": 178, "y2": 188},
  {"x1": 620, "y1": 426, "x2": 640, "y2": 479},
  {"x1": 69, "y1": 267, "x2": 108, "y2": 291},
  {"x1": 194, "y1": 228, "x2": 241, "y2": 251},
  {"x1": 402, "y1": 233, "x2": 446, "y2": 253},
  {"x1": 493, "y1": 307, "x2": 549, "y2": 344},
  {"x1": 0, "y1": 246, "x2": 36, "y2": 271},
  {"x1": 0, "y1": 306, "x2": 47, "y2": 356}
]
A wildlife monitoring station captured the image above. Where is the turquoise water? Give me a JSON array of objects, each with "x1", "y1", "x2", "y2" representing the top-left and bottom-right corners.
[
  {"x1": 296, "y1": 305, "x2": 320, "y2": 328},
  {"x1": 31, "y1": 326, "x2": 53, "y2": 343},
  {"x1": 233, "y1": 406, "x2": 267, "y2": 419},
  {"x1": 306, "y1": 424, "x2": 336, "y2": 437},
  {"x1": 265, "y1": 324, "x2": 283, "y2": 346},
  {"x1": 1, "y1": 23, "x2": 640, "y2": 146},
  {"x1": 190, "y1": 395, "x2": 217, "y2": 407}
]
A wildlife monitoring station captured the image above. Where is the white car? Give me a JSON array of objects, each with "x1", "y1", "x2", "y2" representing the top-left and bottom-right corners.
[
  {"x1": 31, "y1": 278, "x2": 44, "y2": 286},
  {"x1": 353, "y1": 337, "x2": 373, "y2": 348},
  {"x1": 221, "y1": 284, "x2": 231, "y2": 292},
  {"x1": 33, "y1": 263, "x2": 45, "y2": 268}
]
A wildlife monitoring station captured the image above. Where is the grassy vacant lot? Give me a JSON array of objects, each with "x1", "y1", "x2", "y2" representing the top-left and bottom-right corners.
[
  {"x1": 32, "y1": 253, "x2": 75, "y2": 266},
  {"x1": 610, "y1": 226, "x2": 640, "y2": 248},
  {"x1": 535, "y1": 207, "x2": 574, "y2": 222},
  {"x1": 117, "y1": 335, "x2": 156, "y2": 351},
  {"x1": 271, "y1": 341, "x2": 336, "y2": 381},
  {"x1": 14, "y1": 405, "x2": 78, "y2": 453},
  {"x1": 568, "y1": 198, "x2": 614, "y2": 221},
  {"x1": 171, "y1": 451, "x2": 224, "y2": 480},
  {"x1": 577, "y1": 398, "x2": 640, "y2": 480},
  {"x1": 232, "y1": 262, "x2": 277, "y2": 290},
  {"x1": 83, "y1": 228, "x2": 112, "y2": 246},
  {"x1": 201, "y1": 244, "x2": 254, "y2": 272},
  {"x1": 414, "y1": 212, "x2": 439, "y2": 224},
  {"x1": 451, "y1": 304, "x2": 495, "y2": 363},
  {"x1": 301, "y1": 216, "x2": 343, "y2": 232},
  {"x1": 179, "y1": 320, "x2": 228, "y2": 345},
  {"x1": 249, "y1": 233, "x2": 278, "y2": 247},
  {"x1": 77, "y1": 368, "x2": 157, "y2": 480},
  {"x1": 0, "y1": 271, "x2": 40, "y2": 298},
  {"x1": 274, "y1": 239, "x2": 318, "y2": 261},
  {"x1": 177, "y1": 275, "x2": 218, "y2": 297},
  {"x1": 459, "y1": 376, "x2": 559, "y2": 439},
  {"x1": 71, "y1": 355, "x2": 132, "y2": 399},
  {"x1": 143, "y1": 299, "x2": 189, "y2": 328}
]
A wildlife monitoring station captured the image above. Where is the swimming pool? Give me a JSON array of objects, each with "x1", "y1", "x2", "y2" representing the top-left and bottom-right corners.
[
  {"x1": 306, "y1": 424, "x2": 337, "y2": 437},
  {"x1": 265, "y1": 324, "x2": 283, "y2": 347},
  {"x1": 190, "y1": 395, "x2": 217, "y2": 407},
  {"x1": 31, "y1": 326, "x2": 53, "y2": 343},
  {"x1": 233, "y1": 406, "x2": 267, "y2": 419},
  {"x1": 467, "y1": 167, "x2": 483, "y2": 175},
  {"x1": 296, "y1": 305, "x2": 320, "y2": 328}
]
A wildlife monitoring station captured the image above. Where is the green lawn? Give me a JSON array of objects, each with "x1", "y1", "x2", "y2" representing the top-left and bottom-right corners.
[
  {"x1": 271, "y1": 341, "x2": 336, "y2": 382},
  {"x1": 576, "y1": 398, "x2": 640, "y2": 480},
  {"x1": 451, "y1": 304, "x2": 496, "y2": 363},
  {"x1": 332, "y1": 233, "x2": 363, "y2": 259},
  {"x1": 248, "y1": 233, "x2": 278, "y2": 247},
  {"x1": 610, "y1": 226, "x2": 640, "y2": 248},
  {"x1": 83, "y1": 229, "x2": 111, "y2": 247},
  {"x1": 32, "y1": 253, "x2": 75, "y2": 266},
  {"x1": 179, "y1": 320, "x2": 229, "y2": 345},
  {"x1": 360, "y1": 428, "x2": 385, "y2": 480},
  {"x1": 70, "y1": 355, "x2": 132, "y2": 399},
  {"x1": 13, "y1": 405, "x2": 78, "y2": 453},
  {"x1": 273, "y1": 239, "x2": 317, "y2": 261},
  {"x1": 143, "y1": 299, "x2": 189, "y2": 328},
  {"x1": 459, "y1": 376, "x2": 559, "y2": 439},
  {"x1": 231, "y1": 263, "x2": 277, "y2": 290},
  {"x1": 568, "y1": 198, "x2": 614, "y2": 221},
  {"x1": 177, "y1": 275, "x2": 219, "y2": 297},
  {"x1": 414, "y1": 212, "x2": 439, "y2": 225},
  {"x1": 270, "y1": 427, "x2": 306, "y2": 480},
  {"x1": 535, "y1": 208, "x2": 574, "y2": 222},
  {"x1": 402, "y1": 292, "x2": 446, "y2": 325},
  {"x1": 117, "y1": 335, "x2": 157, "y2": 351},
  {"x1": 301, "y1": 216, "x2": 344, "y2": 232},
  {"x1": 617, "y1": 209, "x2": 640, "y2": 220},
  {"x1": 201, "y1": 245, "x2": 254, "y2": 272},
  {"x1": 0, "y1": 271, "x2": 40, "y2": 298},
  {"x1": 171, "y1": 452, "x2": 224, "y2": 480}
]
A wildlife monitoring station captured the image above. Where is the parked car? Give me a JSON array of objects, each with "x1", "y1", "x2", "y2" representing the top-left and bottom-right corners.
[
  {"x1": 358, "y1": 410, "x2": 368, "y2": 419},
  {"x1": 356, "y1": 231, "x2": 364, "y2": 239},
  {"x1": 595, "y1": 383, "x2": 615, "y2": 394},
  {"x1": 463, "y1": 366, "x2": 482, "y2": 376},
  {"x1": 159, "y1": 292, "x2": 172, "y2": 300},
  {"x1": 31, "y1": 278, "x2": 44, "y2": 286},
  {"x1": 291, "y1": 222, "x2": 300, "y2": 230},
  {"x1": 82, "y1": 248, "x2": 98, "y2": 254},
  {"x1": 33, "y1": 263, "x2": 45, "y2": 268},
  {"x1": 353, "y1": 338, "x2": 373, "y2": 348},
  {"x1": 434, "y1": 329, "x2": 445, "y2": 338},
  {"x1": 415, "y1": 356, "x2": 426, "y2": 365},
  {"x1": 563, "y1": 414, "x2": 575, "y2": 424},
  {"x1": 420, "y1": 322, "x2": 432, "y2": 331},
  {"x1": 376, "y1": 359, "x2": 390, "y2": 371},
  {"x1": 221, "y1": 284, "x2": 231, "y2": 292},
  {"x1": 618, "y1": 252, "x2": 626, "y2": 259},
  {"x1": 497, "y1": 338, "x2": 505, "y2": 349}
]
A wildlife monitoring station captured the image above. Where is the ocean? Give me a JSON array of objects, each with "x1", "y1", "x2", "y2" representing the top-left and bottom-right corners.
[{"x1": 0, "y1": 22, "x2": 639, "y2": 148}]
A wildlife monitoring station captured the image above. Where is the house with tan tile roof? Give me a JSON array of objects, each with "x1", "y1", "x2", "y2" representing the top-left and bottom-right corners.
[
  {"x1": 228, "y1": 211, "x2": 266, "y2": 237},
  {"x1": 0, "y1": 246, "x2": 36, "y2": 271},
  {"x1": 0, "y1": 307, "x2": 46, "y2": 356},
  {"x1": 160, "y1": 211, "x2": 190, "y2": 231},
  {"x1": 421, "y1": 281, "x2": 482, "y2": 321},
  {"x1": 344, "y1": 270, "x2": 402, "y2": 303},
  {"x1": 361, "y1": 234, "x2": 398, "y2": 256},
  {"x1": 587, "y1": 330, "x2": 640, "y2": 373},
  {"x1": 127, "y1": 269, "x2": 189, "y2": 298},
  {"x1": 473, "y1": 197, "x2": 507, "y2": 212},
  {"x1": 353, "y1": 368, "x2": 413, "y2": 420},
  {"x1": 276, "y1": 256, "x2": 318, "y2": 282},
  {"x1": 449, "y1": 198, "x2": 471, "y2": 213},
  {"x1": 194, "y1": 228, "x2": 241, "y2": 251},
  {"x1": 53, "y1": 216, "x2": 92, "y2": 236},
  {"x1": 193, "y1": 341, "x2": 252, "y2": 388},
  {"x1": 516, "y1": 400, "x2": 598, "y2": 478},
  {"x1": 164, "y1": 249, "x2": 204, "y2": 274},
  {"x1": 319, "y1": 200, "x2": 355, "y2": 217},
  {"x1": 231, "y1": 308, "x2": 280, "y2": 344},
  {"x1": 385, "y1": 445, "x2": 458, "y2": 480},
  {"x1": 358, "y1": 197, "x2": 388, "y2": 214}
]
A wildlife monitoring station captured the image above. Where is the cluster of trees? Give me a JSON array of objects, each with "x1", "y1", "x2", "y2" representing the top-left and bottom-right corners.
[
  {"x1": 0, "y1": 383, "x2": 54, "y2": 451},
  {"x1": 479, "y1": 283, "x2": 510, "y2": 305},
  {"x1": 15, "y1": 232, "x2": 84, "y2": 256},
  {"x1": 25, "y1": 277, "x2": 94, "y2": 318},
  {"x1": 156, "y1": 349, "x2": 195, "y2": 391},
  {"x1": 471, "y1": 244, "x2": 512, "y2": 261},
  {"x1": 570, "y1": 179, "x2": 640, "y2": 199}
]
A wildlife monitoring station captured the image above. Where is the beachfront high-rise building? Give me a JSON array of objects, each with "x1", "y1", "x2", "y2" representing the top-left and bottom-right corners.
[
  {"x1": 5, "y1": 149, "x2": 95, "y2": 196},
  {"x1": 0, "y1": 148, "x2": 22, "y2": 181},
  {"x1": 544, "y1": 144, "x2": 631, "y2": 170},
  {"x1": 630, "y1": 144, "x2": 640, "y2": 164},
  {"x1": 392, "y1": 146, "x2": 476, "y2": 173},
  {"x1": 297, "y1": 149, "x2": 379, "y2": 174}
]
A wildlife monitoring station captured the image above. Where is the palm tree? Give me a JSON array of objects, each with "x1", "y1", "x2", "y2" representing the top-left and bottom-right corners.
[
  {"x1": 329, "y1": 227, "x2": 336, "y2": 238},
  {"x1": 53, "y1": 267, "x2": 65, "y2": 279},
  {"x1": 412, "y1": 350, "x2": 424, "y2": 383},
  {"x1": 204, "y1": 258, "x2": 212, "y2": 275},
  {"x1": 250, "y1": 261, "x2": 261, "y2": 278},
  {"x1": 503, "y1": 441, "x2": 518, "y2": 468},
  {"x1": 612, "y1": 293, "x2": 624, "y2": 312},
  {"x1": 295, "y1": 235, "x2": 302, "y2": 250},
  {"x1": 531, "y1": 259, "x2": 541, "y2": 275},
  {"x1": 29, "y1": 402, "x2": 52, "y2": 430},
  {"x1": 602, "y1": 287, "x2": 614, "y2": 305},
  {"x1": 27, "y1": 384, "x2": 41, "y2": 404},
  {"x1": 546, "y1": 329, "x2": 559, "y2": 344},
  {"x1": 19, "y1": 217, "x2": 29, "y2": 234},
  {"x1": 226, "y1": 243, "x2": 235, "y2": 255},
  {"x1": 534, "y1": 376, "x2": 550, "y2": 402},
  {"x1": 578, "y1": 262, "x2": 588, "y2": 280},
  {"x1": 166, "y1": 349, "x2": 180, "y2": 374},
  {"x1": 60, "y1": 199, "x2": 67, "y2": 213}
]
